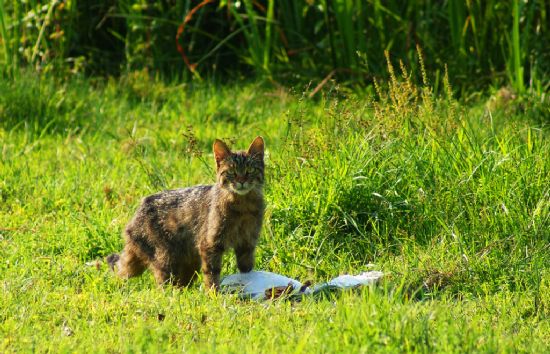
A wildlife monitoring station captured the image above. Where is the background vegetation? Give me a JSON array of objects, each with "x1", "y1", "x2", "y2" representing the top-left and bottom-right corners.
[
  {"x1": 1, "y1": 0, "x2": 549, "y2": 353},
  {"x1": 1, "y1": 0, "x2": 550, "y2": 94}
]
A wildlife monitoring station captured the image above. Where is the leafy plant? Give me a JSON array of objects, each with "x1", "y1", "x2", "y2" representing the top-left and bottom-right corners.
[{"x1": 1, "y1": 1, "x2": 549, "y2": 92}]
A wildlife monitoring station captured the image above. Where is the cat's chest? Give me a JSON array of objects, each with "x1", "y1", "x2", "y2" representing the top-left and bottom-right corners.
[
  {"x1": 224, "y1": 204, "x2": 261, "y2": 226},
  {"x1": 220, "y1": 211, "x2": 260, "y2": 246},
  {"x1": 215, "y1": 199, "x2": 263, "y2": 239},
  {"x1": 218, "y1": 194, "x2": 263, "y2": 218}
]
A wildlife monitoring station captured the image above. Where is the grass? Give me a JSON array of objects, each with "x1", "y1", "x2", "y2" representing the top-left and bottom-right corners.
[
  {"x1": 1, "y1": 1, "x2": 549, "y2": 92},
  {"x1": 0, "y1": 69, "x2": 549, "y2": 352}
]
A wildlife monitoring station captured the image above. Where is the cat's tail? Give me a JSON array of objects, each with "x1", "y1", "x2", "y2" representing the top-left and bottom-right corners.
[
  {"x1": 105, "y1": 253, "x2": 120, "y2": 271},
  {"x1": 105, "y1": 249, "x2": 147, "y2": 278}
]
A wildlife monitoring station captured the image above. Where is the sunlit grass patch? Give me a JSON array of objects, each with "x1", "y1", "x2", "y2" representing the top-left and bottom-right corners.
[{"x1": 0, "y1": 71, "x2": 548, "y2": 352}]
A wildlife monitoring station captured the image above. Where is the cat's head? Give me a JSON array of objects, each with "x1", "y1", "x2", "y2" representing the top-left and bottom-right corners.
[{"x1": 213, "y1": 136, "x2": 265, "y2": 195}]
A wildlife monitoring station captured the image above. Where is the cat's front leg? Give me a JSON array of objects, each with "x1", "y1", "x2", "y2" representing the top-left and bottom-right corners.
[
  {"x1": 199, "y1": 239, "x2": 224, "y2": 291},
  {"x1": 235, "y1": 218, "x2": 261, "y2": 273},
  {"x1": 235, "y1": 243, "x2": 256, "y2": 273}
]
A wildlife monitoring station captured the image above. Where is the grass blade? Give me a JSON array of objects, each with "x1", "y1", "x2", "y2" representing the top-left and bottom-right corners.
[
  {"x1": 0, "y1": 0, "x2": 12, "y2": 74},
  {"x1": 511, "y1": 0, "x2": 524, "y2": 93}
]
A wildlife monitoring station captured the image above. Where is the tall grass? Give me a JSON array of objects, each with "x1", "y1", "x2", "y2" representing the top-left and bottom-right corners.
[
  {"x1": 0, "y1": 1, "x2": 549, "y2": 92},
  {"x1": 0, "y1": 0, "x2": 13, "y2": 76},
  {"x1": 226, "y1": 0, "x2": 276, "y2": 74},
  {"x1": 511, "y1": 0, "x2": 524, "y2": 93}
]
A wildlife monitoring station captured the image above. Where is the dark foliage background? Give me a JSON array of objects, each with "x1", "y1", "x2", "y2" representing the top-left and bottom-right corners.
[{"x1": 1, "y1": 0, "x2": 549, "y2": 93}]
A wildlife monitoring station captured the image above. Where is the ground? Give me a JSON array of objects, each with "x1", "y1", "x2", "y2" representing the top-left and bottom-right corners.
[{"x1": 0, "y1": 72, "x2": 548, "y2": 352}]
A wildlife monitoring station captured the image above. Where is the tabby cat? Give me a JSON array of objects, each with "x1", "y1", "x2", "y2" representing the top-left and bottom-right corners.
[{"x1": 106, "y1": 136, "x2": 265, "y2": 290}]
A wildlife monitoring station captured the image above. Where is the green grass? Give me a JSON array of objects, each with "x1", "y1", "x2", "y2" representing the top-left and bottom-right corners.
[{"x1": 0, "y1": 71, "x2": 549, "y2": 352}]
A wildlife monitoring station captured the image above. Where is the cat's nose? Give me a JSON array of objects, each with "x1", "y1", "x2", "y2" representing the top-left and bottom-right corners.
[{"x1": 235, "y1": 175, "x2": 246, "y2": 183}]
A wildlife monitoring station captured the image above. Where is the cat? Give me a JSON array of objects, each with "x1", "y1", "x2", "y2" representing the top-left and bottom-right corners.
[{"x1": 106, "y1": 136, "x2": 265, "y2": 290}]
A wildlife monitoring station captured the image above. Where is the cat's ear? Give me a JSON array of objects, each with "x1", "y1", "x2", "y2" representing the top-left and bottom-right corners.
[
  {"x1": 213, "y1": 139, "x2": 231, "y2": 167},
  {"x1": 247, "y1": 136, "x2": 264, "y2": 159}
]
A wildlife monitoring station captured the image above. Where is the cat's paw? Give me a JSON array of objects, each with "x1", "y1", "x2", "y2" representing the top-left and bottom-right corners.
[{"x1": 105, "y1": 253, "x2": 120, "y2": 270}]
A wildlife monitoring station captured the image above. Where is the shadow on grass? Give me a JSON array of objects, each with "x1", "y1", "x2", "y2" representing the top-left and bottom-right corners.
[{"x1": 0, "y1": 73, "x2": 101, "y2": 136}]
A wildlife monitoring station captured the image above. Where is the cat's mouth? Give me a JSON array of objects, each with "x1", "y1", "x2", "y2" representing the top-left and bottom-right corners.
[
  {"x1": 230, "y1": 186, "x2": 252, "y2": 195},
  {"x1": 229, "y1": 182, "x2": 253, "y2": 195},
  {"x1": 232, "y1": 188, "x2": 250, "y2": 195}
]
